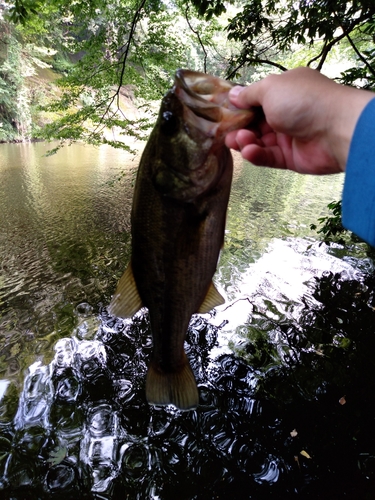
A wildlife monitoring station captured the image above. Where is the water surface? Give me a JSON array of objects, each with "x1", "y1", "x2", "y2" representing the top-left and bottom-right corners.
[{"x1": 0, "y1": 142, "x2": 374, "y2": 498}]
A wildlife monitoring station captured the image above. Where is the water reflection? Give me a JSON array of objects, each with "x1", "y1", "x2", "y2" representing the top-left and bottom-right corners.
[
  {"x1": 1, "y1": 143, "x2": 375, "y2": 498},
  {"x1": 0, "y1": 314, "x2": 242, "y2": 497},
  {"x1": 3, "y1": 288, "x2": 374, "y2": 498}
]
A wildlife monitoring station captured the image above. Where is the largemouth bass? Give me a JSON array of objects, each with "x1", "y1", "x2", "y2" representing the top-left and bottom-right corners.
[{"x1": 109, "y1": 70, "x2": 257, "y2": 409}]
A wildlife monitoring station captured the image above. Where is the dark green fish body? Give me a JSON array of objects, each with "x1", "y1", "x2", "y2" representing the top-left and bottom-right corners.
[
  {"x1": 109, "y1": 70, "x2": 256, "y2": 409},
  {"x1": 132, "y1": 132, "x2": 233, "y2": 409}
]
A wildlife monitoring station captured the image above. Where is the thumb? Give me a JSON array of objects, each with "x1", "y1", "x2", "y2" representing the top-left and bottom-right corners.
[{"x1": 229, "y1": 81, "x2": 263, "y2": 109}]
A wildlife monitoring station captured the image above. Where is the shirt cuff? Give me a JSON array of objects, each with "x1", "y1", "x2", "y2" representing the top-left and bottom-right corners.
[{"x1": 342, "y1": 98, "x2": 375, "y2": 247}]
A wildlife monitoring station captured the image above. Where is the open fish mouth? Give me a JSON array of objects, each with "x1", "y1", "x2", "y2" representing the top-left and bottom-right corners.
[
  {"x1": 173, "y1": 69, "x2": 257, "y2": 137},
  {"x1": 174, "y1": 69, "x2": 234, "y2": 108}
]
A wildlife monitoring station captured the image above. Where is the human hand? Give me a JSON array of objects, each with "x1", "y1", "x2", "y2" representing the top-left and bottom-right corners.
[{"x1": 225, "y1": 67, "x2": 374, "y2": 174}]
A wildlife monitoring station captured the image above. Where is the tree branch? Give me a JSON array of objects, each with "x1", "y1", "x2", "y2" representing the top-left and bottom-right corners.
[
  {"x1": 115, "y1": 0, "x2": 147, "y2": 105},
  {"x1": 185, "y1": 5, "x2": 208, "y2": 73},
  {"x1": 307, "y1": 31, "x2": 347, "y2": 70},
  {"x1": 89, "y1": 0, "x2": 147, "y2": 138},
  {"x1": 308, "y1": 11, "x2": 375, "y2": 73},
  {"x1": 227, "y1": 58, "x2": 288, "y2": 81},
  {"x1": 345, "y1": 31, "x2": 375, "y2": 78}
]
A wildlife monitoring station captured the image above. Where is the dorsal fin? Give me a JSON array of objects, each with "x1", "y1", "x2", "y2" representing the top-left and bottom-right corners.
[
  {"x1": 108, "y1": 263, "x2": 143, "y2": 318},
  {"x1": 197, "y1": 281, "x2": 225, "y2": 314}
]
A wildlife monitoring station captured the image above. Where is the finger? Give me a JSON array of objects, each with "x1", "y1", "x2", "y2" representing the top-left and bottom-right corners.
[
  {"x1": 228, "y1": 81, "x2": 264, "y2": 109},
  {"x1": 225, "y1": 130, "x2": 241, "y2": 150},
  {"x1": 258, "y1": 120, "x2": 274, "y2": 136},
  {"x1": 225, "y1": 128, "x2": 260, "y2": 151},
  {"x1": 239, "y1": 144, "x2": 287, "y2": 169},
  {"x1": 235, "y1": 129, "x2": 260, "y2": 149}
]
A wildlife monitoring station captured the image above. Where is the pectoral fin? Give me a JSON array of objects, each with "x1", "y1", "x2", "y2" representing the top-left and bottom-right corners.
[
  {"x1": 108, "y1": 263, "x2": 143, "y2": 318},
  {"x1": 197, "y1": 281, "x2": 225, "y2": 314}
]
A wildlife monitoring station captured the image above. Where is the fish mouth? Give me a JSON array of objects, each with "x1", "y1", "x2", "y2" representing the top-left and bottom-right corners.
[{"x1": 173, "y1": 69, "x2": 257, "y2": 137}]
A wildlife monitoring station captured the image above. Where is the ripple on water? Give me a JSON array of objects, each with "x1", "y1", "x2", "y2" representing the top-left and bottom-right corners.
[
  {"x1": 253, "y1": 456, "x2": 281, "y2": 484},
  {"x1": 1, "y1": 144, "x2": 375, "y2": 498}
]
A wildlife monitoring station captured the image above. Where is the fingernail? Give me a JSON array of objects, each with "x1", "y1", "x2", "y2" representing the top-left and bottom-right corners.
[{"x1": 229, "y1": 85, "x2": 244, "y2": 99}]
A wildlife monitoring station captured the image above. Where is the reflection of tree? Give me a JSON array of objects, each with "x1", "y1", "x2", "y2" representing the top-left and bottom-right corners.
[
  {"x1": 218, "y1": 162, "x2": 344, "y2": 297},
  {"x1": 234, "y1": 270, "x2": 375, "y2": 497},
  {"x1": 0, "y1": 142, "x2": 135, "y2": 395},
  {"x1": 1, "y1": 274, "x2": 375, "y2": 498}
]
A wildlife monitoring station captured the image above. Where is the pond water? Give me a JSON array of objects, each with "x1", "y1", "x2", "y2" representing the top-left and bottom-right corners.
[{"x1": 0, "y1": 142, "x2": 374, "y2": 499}]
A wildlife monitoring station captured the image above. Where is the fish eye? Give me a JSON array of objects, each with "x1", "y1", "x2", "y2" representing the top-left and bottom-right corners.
[{"x1": 160, "y1": 111, "x2": 178, "y2": 136}]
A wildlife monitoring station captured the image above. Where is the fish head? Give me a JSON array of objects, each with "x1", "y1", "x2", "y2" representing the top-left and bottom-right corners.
[
  {"x1": 174, "y1": 69, "x2": 257, "y2": 139},
  {"x1": 152, "y1": 70, "x2": 258, "y2": 201}
]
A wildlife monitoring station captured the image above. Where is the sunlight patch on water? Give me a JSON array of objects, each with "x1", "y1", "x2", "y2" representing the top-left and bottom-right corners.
[
  {"x1": 0, "y1": 381, "x2": 10, "y2": 402},
  {"x1": 212, "y1": 237, "x2": 366, "y2": 356},
  {"x1": 1, "y1": 143, "x2": 374, "y2": 498}
]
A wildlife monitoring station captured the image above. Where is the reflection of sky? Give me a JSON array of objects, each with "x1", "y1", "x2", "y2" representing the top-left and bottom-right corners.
[
  {"x1": 0, "y1": 380, "x2": 9, "y2": 401},
  {"x1": 211, "y1": 237, "x2": 365, "y2": 355}
]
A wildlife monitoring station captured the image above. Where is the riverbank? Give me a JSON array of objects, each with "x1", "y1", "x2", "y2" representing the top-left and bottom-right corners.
[{"x1": 0, "y1": 56, "x2": 150, "y2": 149}]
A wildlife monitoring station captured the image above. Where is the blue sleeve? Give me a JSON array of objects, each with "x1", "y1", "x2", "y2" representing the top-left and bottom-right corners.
[{"x1": 342, "y1": 98, "x2": 375, "y2": 247}]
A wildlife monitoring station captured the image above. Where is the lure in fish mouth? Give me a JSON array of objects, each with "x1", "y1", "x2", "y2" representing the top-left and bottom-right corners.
[{"x1": 109, "y1": 70, "x2": 258, "y2": 410}]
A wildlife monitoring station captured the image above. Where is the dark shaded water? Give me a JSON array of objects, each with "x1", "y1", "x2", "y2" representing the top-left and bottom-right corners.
[{"x1": 0, "y1": 142, "x2": 374, "y2": 499}]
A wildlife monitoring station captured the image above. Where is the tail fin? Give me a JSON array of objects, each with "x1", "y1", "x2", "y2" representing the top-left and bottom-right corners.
[{"x1": 146, "y1": 356, "x2": 199, "y2": 410}]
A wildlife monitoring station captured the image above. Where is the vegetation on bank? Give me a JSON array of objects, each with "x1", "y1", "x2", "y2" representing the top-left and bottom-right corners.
[
  {"x1": 1, "y1": 0, "x2": 375, "y2": 147},
  {"x1": 310, "y1": 199, "x2": 375, "y2": 258}
]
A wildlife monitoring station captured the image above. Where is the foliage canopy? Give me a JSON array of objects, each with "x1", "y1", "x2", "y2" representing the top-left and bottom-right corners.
[
  {"x1": 1, "y1": 0, "x2": 375, "y2": 146},
  {"x1": 192, "y1": 0, "x2": 375, "y2": 85}
]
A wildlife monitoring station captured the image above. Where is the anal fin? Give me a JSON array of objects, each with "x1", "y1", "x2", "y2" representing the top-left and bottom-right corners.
[
  {"x1": 108, "y1": 263, "x2": 143, "y2": 318},
  {"x1": 197, "y1": 281, "x2": 225, "y2": 314},
  {"x1": 146, "y1": 355, "x2": 199, "y2": 410}
]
